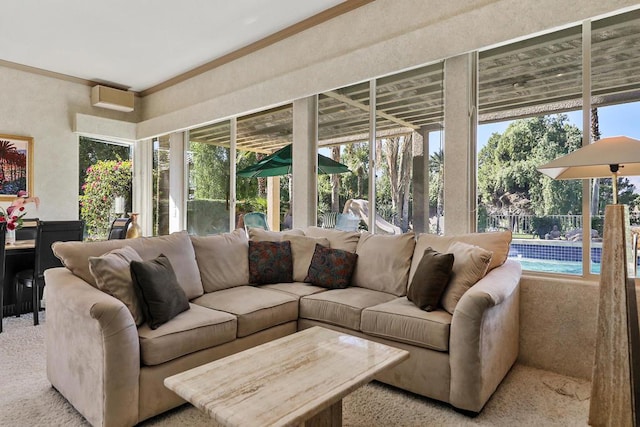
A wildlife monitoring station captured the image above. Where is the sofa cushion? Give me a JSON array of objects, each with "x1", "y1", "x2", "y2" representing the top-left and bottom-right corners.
[
  {"x1": 440, "y1": 241, "x2": 492, "y2": 314},
  {"x1": 260, "y1": 282, "x2": 328, "y2": 298},
  {"x1": 191, "y1": 229, "x2": 249, "y2": 292},
  {"x1": 130, "y1": 255, "x2": 190, "y2": 330},
  {"x1": 192, "y1": 286, "x2": 298, "y2": 337},
  {"x1": 248, "y1": 228, "x2": 305, "y2": 241},
  {"x1": 299, "y1": 287, "x2": 396, "y2": 331},
  {"x1": 285, "y1": 235, "x2": 331, "y2": 282},
  {"x1": 304, "y1": 226, "x2": 360, "y2": 252},
  {"x1": 407, "y1": 248, "x2": 454, "y2": 311},
  {"x1": 409, "y1": 231, "x2": 511, "y2": 283},
  {"x1": 53, "y1": 231, "x2": 204, "y2": 299},
  {"x1": 361, "y1": 297, "x2": 452, "y2": 352},
  {"x1": 305, "y1": 244, "x2": 358, "y2": 289},
  {"x1": 247, "y1": 231, "x2": 329, "y2": 283},
  {"x1": 248, "y1": 240, "x2": 293, "y2": 285},
  {"x1": 138, "y1": 303, "x2": 237, "y2": 366},
  {"x1": 88, "y1": 246, "x2": 145, "y2": 326},
  {"x1": 352, "y1": 232, "x2": 415, "y2": 296}
]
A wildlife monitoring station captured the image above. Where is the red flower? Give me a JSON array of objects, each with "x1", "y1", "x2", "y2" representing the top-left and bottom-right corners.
[{"x1": 7, "y1": 222, "x2": 16, "y2": 231}]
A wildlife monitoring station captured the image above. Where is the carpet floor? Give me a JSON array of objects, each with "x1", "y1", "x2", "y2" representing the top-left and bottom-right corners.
[{"x1": 0, "y1": 314, "x2": 591, "y2": 426}]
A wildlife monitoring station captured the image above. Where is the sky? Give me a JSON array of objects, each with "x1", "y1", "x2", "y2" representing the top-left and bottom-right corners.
[{"x1": 477, "y1": 102, "x2": 640, "y2": 190}]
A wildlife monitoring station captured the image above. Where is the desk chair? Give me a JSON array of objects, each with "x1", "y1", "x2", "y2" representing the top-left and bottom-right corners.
[
  {"x1": 14, "y1": 220, "x2": 84, "y2": 326},
  {"x1": 15, "y1": 218, "x2": 39, "y2": 241},
  {"x1": 108, "y1": 217, "x2": 132, "y2": 240},
  {"x1": 0, "y1": 222, "x2": 7, "y2": 333},
  {"x1": 243, "y1": 212, "x2": 269, "y2": 235}
]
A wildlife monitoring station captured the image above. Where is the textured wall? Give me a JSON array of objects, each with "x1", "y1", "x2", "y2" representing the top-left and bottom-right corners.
[
  {"x1": 0, "y1": 66, "x2": 139, "y2": 220},
  {"x1": 518, "y1": 275, "x2": 599, "y2": 379},
  {"x1": 139, "y1": 0, "x2": 637, "y2": 138}
]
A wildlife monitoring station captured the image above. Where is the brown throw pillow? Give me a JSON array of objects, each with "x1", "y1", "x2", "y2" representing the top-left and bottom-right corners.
[
  {"x1": 130, "y1": 254, "x2": 190, "y2": 330},
  {"x1": 305, "y1": 244, "x2": 358, "y2": 289},
  {"x1": 407, "y1": 247, "x2": 454, "y2": 311},
  {"x1": 248, "y1": 240, "x2": 294, "y2": 285}
]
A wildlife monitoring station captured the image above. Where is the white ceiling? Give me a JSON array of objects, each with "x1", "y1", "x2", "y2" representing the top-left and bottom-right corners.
[{"x1": 0, "y1": 0, "x2": 345, "y2": 92}]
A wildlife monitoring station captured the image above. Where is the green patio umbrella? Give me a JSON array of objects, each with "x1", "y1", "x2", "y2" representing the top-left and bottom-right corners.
[{"x1": 237, "y1": 144, "x2": 350, "y2": 178}]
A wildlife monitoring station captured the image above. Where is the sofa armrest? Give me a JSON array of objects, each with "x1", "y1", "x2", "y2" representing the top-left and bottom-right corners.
[
  {"x1": 44, "y1": 267, "x2": 140, "y2": 427},
  {"x1": 448, "y1": 259, "x2": 521, "y2": 412}
]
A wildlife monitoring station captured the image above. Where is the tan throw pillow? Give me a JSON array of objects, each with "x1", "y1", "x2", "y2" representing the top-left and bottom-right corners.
[
  {"x1": 191, "y1": 229, "x2": 250, "y2": 292},
  {"x1": 409, "y1": 230, "x2": 511, "y2": 284},
  {"x1": 285, "y1": 235, "x2": 330, "y2": 282},
  {"x1": 440, "y1": 241, "x2": 493, "y2": 314},
  {"x1": 89, "y1": 246, "x2": 145, "y2": 326},
  {"x1": 304, "y1": 226, "x2": 361, "y2": 253},
  {"x1": 352, "y1": 232, "x2": 416, "y2": 296},
  {"x1": 407, "y1": 248, "x2": 454, "y2": 311}
]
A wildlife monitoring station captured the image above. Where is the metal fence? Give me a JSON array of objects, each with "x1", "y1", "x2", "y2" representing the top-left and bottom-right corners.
[{"x1": 487, "y1": 214, "x2": 590, "y2": 235}]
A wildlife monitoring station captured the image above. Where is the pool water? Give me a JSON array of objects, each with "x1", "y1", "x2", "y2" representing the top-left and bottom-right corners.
[{"x1": 513, "y1": 257, "x2": 601, "y2": 275}]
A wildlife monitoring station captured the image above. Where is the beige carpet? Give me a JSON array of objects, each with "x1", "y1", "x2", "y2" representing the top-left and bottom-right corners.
[{"x1": 0, "y1": 314, "x2": 591, "y2": 426}]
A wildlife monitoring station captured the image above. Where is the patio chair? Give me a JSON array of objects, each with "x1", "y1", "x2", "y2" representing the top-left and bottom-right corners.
[
  {"x1": 321, "y1": 212, "x2": 338, "y2": 229},
  {"x1": 244, "y1": 212, "x2": 269, "y2": 234},
  {"x1": 335, "y1": 213, "x2": 360, "y2": 232}
]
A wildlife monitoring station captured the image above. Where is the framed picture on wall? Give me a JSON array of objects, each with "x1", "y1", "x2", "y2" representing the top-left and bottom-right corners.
[{"x1": 0, "y1": 134, "x2": 33, "y2": 200}]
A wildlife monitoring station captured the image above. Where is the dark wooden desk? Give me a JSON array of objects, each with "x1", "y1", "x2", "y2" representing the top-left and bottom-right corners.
[{"x1": 2, "y1": 240, "x2": 35, "y2": 317}]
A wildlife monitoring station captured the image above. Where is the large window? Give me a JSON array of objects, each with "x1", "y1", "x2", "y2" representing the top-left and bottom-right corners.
[
  {"x1": 187, "y1": 121, "x2": 232, "y2": 235},
  {"x1": 590, "y1": 11, "x2": 640, "y2": 276},
  {"x1": 236, "y1": 105, "x2": 292, "y2": 230},
  {"x1": 152, "y1": 135, "x2": 170, "y2": 236},
  {"x1": 317, "y1": 62, "x2": 444, "y2": 235},
  {"x1": 478, "y1": 26, "x2": 584, "y2": 275},
  {"x1": 318, "y1": 82, "x2": 370, "y2": 230},
  {"x1": 477, "y1": 9, "x2": 640, "y2": 277},
  {"x1": 78, "y1": 136, "x2": 132, "y2": 240}
]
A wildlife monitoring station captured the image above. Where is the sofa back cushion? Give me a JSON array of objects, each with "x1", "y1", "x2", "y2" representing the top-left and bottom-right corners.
[
  {"x1": 247, "y1": 229, "x2": 330, "y2": 282},
  {"x1": 286, "y1": 235, "x2": 330, "y2": 282},
  {"x1": 190, "y1": 228, "x2": 249, "y2": 292},
  {"x1": 53, "y1": 231, "x2": 204, "y2": 300},
  {"x1": 247, "y1": 228, "x2": 305, "y2": 241},
  {"x1": 352, "y1": 232, "x2": 415, "y2": 296},
  {"x1": 408, "y1": 230, "x2": 511, "y2": 284},
  {"x1": 304, "y1": 226, "x2": 361, "y2": 252}
]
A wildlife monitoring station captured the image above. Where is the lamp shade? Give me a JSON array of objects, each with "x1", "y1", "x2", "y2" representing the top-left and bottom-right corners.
[{"x1": 537, "y1": 136, "x2": 640, "y2": 179}]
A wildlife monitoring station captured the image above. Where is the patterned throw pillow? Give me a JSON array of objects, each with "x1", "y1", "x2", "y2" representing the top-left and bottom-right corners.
[
  {"x1": 248, "y1": 240, "x2": 294, "y2": 285},
  {"x1": 305, "y1": 244, "x2": 358, "y2": 289}
]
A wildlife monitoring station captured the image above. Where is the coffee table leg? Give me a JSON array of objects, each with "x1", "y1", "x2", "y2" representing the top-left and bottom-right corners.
[{"x1": 302, "y1": 399, "x2": 342, "y2": 427}]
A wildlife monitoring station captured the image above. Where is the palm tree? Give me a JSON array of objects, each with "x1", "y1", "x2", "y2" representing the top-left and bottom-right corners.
[
  {"x1": 590, "y1": 108, "x2": 601, "y2": 216},
  {"x1": 430, "y1": 150, "x2": 444, "y2": 234}
]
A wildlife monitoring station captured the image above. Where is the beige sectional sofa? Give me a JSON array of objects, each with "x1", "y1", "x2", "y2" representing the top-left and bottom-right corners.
[{"x1": 45, "y1": 227, "x2": 521, "y2": 427}]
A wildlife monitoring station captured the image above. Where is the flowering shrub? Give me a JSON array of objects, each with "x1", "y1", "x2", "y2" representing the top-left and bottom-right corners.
[{"x1": 79, "y1": 160, "x2": 132, "y2": 239}]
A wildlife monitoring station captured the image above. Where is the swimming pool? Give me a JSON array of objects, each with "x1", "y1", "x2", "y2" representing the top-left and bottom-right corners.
[
  {"x1": 513, "y1": 256, "x2": 600, "y2": 275},
  {"x1": 509, "y1": 239, "x2": 639, "y2": 276}
]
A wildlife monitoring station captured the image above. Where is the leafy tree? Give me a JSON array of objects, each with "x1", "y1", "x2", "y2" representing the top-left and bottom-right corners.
[
  {"x1": 478, "y1": 115, "x2": 583, "y2": 216},
  {"x1": 80, "y1": 160, "x2": 132, "y2": 239},
  {"x1": 190, "y1": 142, "x2": 229, "y2": 200}
]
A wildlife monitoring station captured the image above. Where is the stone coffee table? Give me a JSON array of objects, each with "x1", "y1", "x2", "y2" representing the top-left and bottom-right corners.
[{"x1": 164, "y1": 326, "x2": 409, "y2": 426}]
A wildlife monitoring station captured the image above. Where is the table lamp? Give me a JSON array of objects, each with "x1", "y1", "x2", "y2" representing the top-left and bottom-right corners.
[{"x1": 538, "y1": 135, "x2": 640, "y2": 426}]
